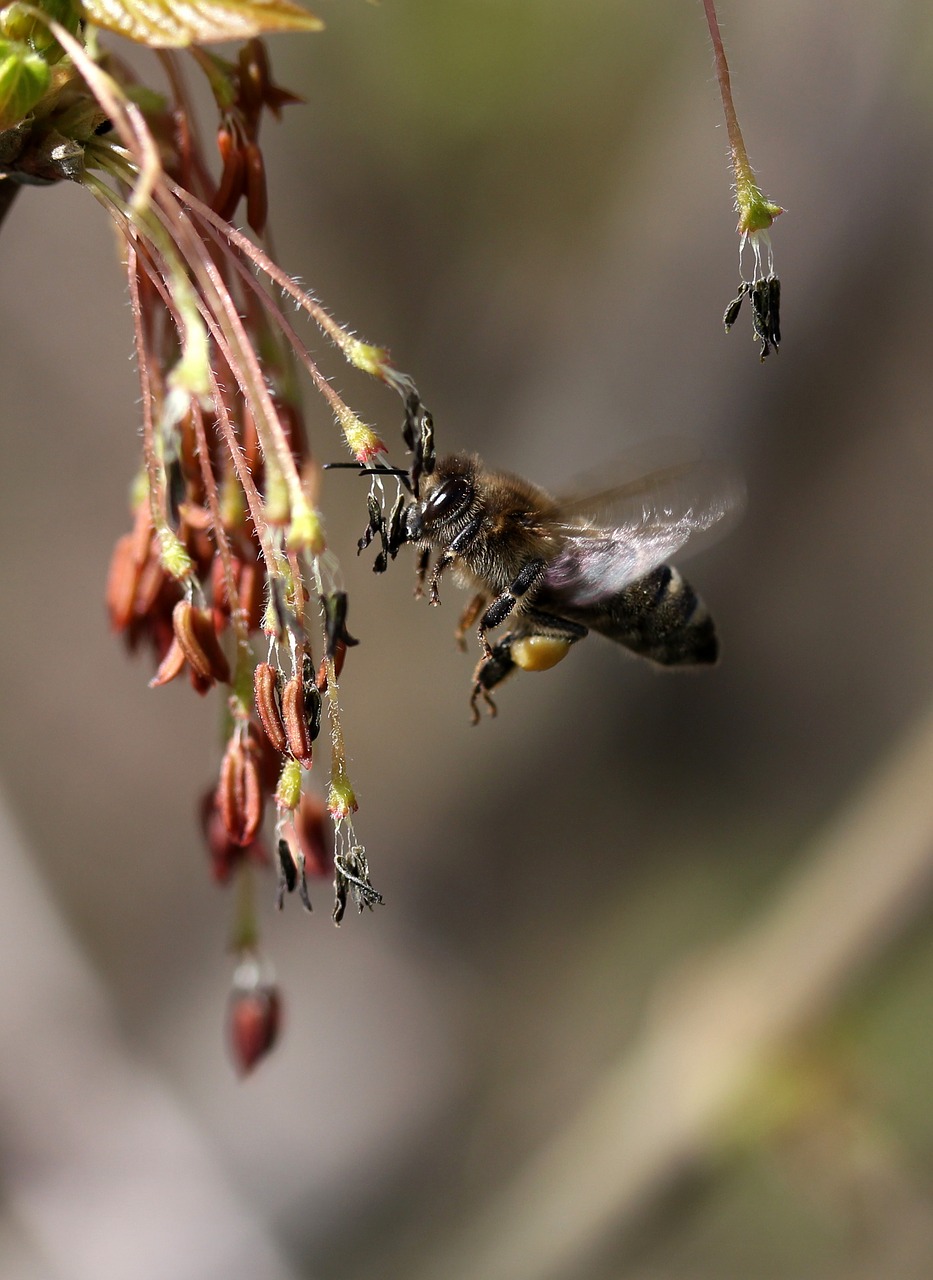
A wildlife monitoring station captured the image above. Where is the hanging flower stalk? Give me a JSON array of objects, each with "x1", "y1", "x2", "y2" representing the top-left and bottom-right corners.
[
  {"x1": 702, "y1": 0, "x2": 784, "y2": 361},
  {"x1": 1, "y1": 0, "x2": 429, "y2": 1070}
]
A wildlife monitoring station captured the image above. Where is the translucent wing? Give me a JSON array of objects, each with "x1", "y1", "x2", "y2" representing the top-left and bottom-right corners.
[{"x1": 542, "y1": 448, "x2": 744, "y2": 607}]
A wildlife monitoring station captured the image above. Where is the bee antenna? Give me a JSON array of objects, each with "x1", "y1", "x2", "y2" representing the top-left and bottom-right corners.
[{"x1": 323, "y1": 462, "x2": 413, "y2": 493}]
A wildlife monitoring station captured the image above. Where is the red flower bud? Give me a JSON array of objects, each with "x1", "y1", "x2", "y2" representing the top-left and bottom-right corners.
[
  {"x1": 172, "y1": 600, "x2": 231, "y2": 687},
  {"x1": 227, "y1": 973, "x2": 281, "y2": 1075},
  {"x1": 281, "y1": 674, "x2": 313, "y2": 769},
  {"x1": 217, "y1": 734, "x2": 264, "y2": 847},
  {"x1": 253, "y1": 662, "x2": 288, "y2": 754}
]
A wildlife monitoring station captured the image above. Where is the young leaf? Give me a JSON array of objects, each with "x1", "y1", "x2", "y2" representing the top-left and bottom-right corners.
[
  {"x1": 0, "y1": 39, "x2": 51, "y2": 131},
  {"x1": 78, "y1": 0, "x2": 323, "y2": 49}
]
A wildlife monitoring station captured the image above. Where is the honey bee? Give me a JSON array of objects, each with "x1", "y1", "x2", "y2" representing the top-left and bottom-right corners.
[{"x1": 334, "y1": 414, "x2": 740, "y2": 722}]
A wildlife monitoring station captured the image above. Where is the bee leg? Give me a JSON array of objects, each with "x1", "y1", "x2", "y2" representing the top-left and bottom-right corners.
[
  {"x1": 523, "y1": 607, "x2": 589, "y2": 640},
  {"x1": 469, "y1": 635, "x2": 516, "y2": 724},
  {"x1": 469, "y1": 683, "x2": 498, "y2": 724},
  {"x1": 456, "y1": 593, "x2": 488, "y2": 652},
  {"x1": 428, "y1": 550, "x2": 455, "y2": 606},
  {"x1": 469, "y1": 613, "x2": 586, "y2": 721},
  {"x1": 413, "y1": 547, "x2": 431, "y2": 598},
  {"x1": 477, "y1": 558, "x2": 547, "y2": 655}
]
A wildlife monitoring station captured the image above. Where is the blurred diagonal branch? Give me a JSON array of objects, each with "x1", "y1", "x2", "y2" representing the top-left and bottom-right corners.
[
  {"x1": 0, "y1": 792, "x2": 305, "y2": 1280},
  {"x1": 415, "y1": 702, "x2": 933, "y2": 1280}
]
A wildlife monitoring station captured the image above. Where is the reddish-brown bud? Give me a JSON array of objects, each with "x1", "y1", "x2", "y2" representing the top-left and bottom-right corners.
[
  {"x1": 227, "y1": 976, "x2": 281, "y2": 1075},
  {"x1": 149, "y1": 634, "x2": 187, "y2": 688},
  {"x1": 107, "y1": 506, "x2": 158, "y2": 635},
  {"x1": 239, "y1": 561, "x2": 264, "y2": 632},
  {"x1": 106, "y1": 533, "x2": 141, "y2": 632},
  {"x1": 212, "y1": 556, "x2": 265, "y2": 636},
  {"x1": 332, "y1": 638, "x2": 348, "y2": 680},
  {"x1": 244, "y1": 142, "x2": 268, "y2": 236},
  {"x1": 200, "y1": 788, "x2": 269, "y2": 884},
  {"x1": 281, "y1": 674, "x2": 313, "y2": 768},
  {"x1": 313, "y1": 640, "x2": 347, "y2": 693},
  {"x1": 172, "y1": 600, "x2": 231, "y2": 687},
  {"x1": 210, "y1": 554, "x2": 230, "y2": 635},
  {"x1": 133, "y1": 552, "x2": 169, "y2": 621},
  {"x1": 213, "y1": 126, "x2": 246, "y2": 223},
  {"x1": 217, "y1": 734, "x2": 264, "y2": 846},
  {"x1": 294, "y1": 792, "x2": 334, "y2": 878},
  {"x1": 253, "y1": 662, "x2": 288, "y2": 754}
]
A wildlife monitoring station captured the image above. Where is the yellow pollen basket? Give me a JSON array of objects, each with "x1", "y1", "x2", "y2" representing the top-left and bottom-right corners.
[{"x1": 511, "y1": 635, "x2": 572, "y2": 672}]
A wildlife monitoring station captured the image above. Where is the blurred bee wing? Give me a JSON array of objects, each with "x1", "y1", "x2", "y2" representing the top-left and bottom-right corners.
[
  {"x1": 557, "y1": 437, "x2": 742, "y2": 522},
  {"x1": 545, "y1": 445, "x2": 744, "y2": 606}
]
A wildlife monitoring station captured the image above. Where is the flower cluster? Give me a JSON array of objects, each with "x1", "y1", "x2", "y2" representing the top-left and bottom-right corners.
[{"x1": 1, "y1": 0, "x2": 430, "y2": 1071}]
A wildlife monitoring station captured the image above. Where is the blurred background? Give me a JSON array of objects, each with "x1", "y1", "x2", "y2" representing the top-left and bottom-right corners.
[{"x1": 3, "y1": 1, "x2": 933, "y2": 1277}]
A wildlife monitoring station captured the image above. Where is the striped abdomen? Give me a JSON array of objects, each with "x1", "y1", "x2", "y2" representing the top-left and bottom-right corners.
[{"x1": 550, "y1": 564, "x2": 718, "y2": 666}]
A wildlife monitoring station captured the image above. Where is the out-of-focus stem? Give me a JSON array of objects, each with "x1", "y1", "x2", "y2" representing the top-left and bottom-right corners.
[
  {"x1": 230, "y1": 861, "x2": 259, "y2": 953},
  {"x1": 412, "y1": 701, "x2": 933, "y2": 1280},
  {"x1": 703, "y1": 0, "x2": 750, "y2": 183},
  {"x1": 197, "y1": 214, "x2": 367, "y2": 435},
  {"x1": 170, "y1": 183, "x2": 403, "y2": 389},
  {"x1": 701, "y1": 0, "x2": 781, "y2": 241}
]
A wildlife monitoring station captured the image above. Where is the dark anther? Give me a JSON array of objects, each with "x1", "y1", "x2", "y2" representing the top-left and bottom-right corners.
[
  {"x1": 723, "y1": 281, "x2": 750, "y2": 331},
  {"x1": 322, "y1": 592, "x2": 360, "y2": 659},
  {"x1": 767, "y1": 275, "x2": 781, "y2": 347},
  {"x1": 333, "y1": 847, "x2": 383, "y2": 924},
  {"x1": 276, "y1": 837, "x2": 297, "y2": 909},
  {"x1": 356, "y1": 490, "x2": 392, "y2": 573},
  {"x1": 333, "y1": 876, "x2": 348, "y2": 925},
  {"x1": 386, "y1": 491, "x2": 409, "y2": 558},
  {"x1": 299, "y1": 652, "x2": 322, "y2": 738},
  {"x1": 751, "y1": 275, "x2": 781, "y2": 360},
  {"x1": 410, "y1": 407, "x2": 436, "y2": 498},
  {"x1": 166, "y1": 457, "x2": 186, "y2": 529},
  {"x1": 357, "y1": 492, "x2": 384, "y2": 554},
  {"x1": 723, "y1": 275, "x2": 781, "y2": 361},
  {"x1": 303, "y1": 678, "x2": 323, "y2": 742},
  {"x1": 402, "y1": 389, "x2": 421, "y2": 452},
  {"x1": 298, "y1": 863, "x2": 313, "y2": 912}
]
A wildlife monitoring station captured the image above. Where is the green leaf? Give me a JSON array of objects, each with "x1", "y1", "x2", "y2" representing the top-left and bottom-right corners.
[
  {"x1": 1, "y1": 0, "x2": 82, "y2": 58},
  {"x1": 78, "y1": 0, "x2": 323, "y2": 47},
  {"x1": 0, "y1": 38, "x2": 51, "y2": 130}
]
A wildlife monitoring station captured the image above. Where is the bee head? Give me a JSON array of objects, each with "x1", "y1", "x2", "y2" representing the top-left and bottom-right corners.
[{"x1": 408, "y1": 454, "x2": 476, "y2": 540}]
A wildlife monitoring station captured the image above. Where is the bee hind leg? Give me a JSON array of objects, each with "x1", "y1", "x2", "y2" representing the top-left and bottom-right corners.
[
  {"x1": 470, "y1": 635, "x2": 516, "y2": 724},
  {"x1": 469, "y1": 612, "x2": 587, "y2": 723},
  {"x1": 477, "y1": 557, "x2": 548, "y2": 656}
]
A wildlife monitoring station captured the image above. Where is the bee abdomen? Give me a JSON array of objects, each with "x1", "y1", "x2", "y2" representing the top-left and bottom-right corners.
[{"x1": 584, "y1": 565, "x2": 718, "y2": 666}]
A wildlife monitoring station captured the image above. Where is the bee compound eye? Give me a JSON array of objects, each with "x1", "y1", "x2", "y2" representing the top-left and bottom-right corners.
[{"x1": 428, "y1": 476, "x2": 471, "y2": 521}]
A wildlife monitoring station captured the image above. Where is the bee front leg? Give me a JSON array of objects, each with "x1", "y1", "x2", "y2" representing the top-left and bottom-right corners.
[
  {"x1": 413, "y1": 547, "x2": 431, "y2": 598},
  {"x1": 429, "y1": 514, "x2": 484, "y2": 607},
  {"x1": 477, "y1": 558, "x2": 547, "y2": 655},
  {"x1": 428, "y1": 550, "x2": 455, "y2": 606},
  {"x1": 456, "y1": 593, "x2": 488, "y2": 651}
]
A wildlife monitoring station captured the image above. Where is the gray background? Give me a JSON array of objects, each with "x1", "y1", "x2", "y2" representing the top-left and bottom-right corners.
[{"x1": 2, "y1": 2, "x2": 933, "y2": 1277}]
